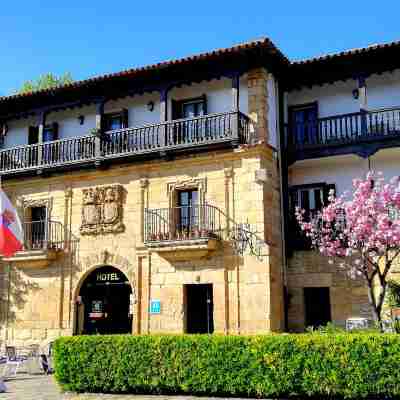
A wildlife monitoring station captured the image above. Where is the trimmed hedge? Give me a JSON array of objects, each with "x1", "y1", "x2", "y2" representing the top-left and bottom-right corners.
[{"x1": 54, "y1": 334, "x2": 400, "y2": 398}]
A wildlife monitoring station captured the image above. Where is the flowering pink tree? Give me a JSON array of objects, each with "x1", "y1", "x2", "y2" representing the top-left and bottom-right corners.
[{"x1": 296, "y1": 172, "x2": 400, "y2": 331}]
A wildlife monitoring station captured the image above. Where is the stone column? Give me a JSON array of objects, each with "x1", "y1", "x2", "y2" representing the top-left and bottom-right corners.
[
  {"x1": 139, "y1": 178, "x2": 149, "y2": 244},
  {"x1": 134, "y1": 255, "x2": 144, "y2": 334},
  {"x1": 248, "y1": 68, "x2": 270, "y2": 143},
  {"x1": 224, "y1": 167, "x2": 233, "y2": 237},
  {"x1": 64, "y1": 187, "x2": 73, "y2": 330}
]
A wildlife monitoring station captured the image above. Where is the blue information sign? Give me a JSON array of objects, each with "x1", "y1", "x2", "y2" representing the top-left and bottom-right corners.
[{"x1": 150, "y1": 300, "x2": 161, "y2": 314}]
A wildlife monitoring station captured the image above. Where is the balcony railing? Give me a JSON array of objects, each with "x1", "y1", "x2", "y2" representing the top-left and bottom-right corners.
[
  {"x1": 144, "y1": 204, "x2": 224, "y2": 243},
  {"x1": 22, "y1": 220, "x2": 64, "y2": 251},
  {"x1": 0, "y1": 111, "x2": 252, "y2": 175},
  {"x1": 287, "y1": 107, "x2": 400, "y2": 152}
]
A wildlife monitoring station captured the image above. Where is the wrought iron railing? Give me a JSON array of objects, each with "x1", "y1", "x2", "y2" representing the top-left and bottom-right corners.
[
  {"x1": 287, "y1": 107, "x2": 400, "y2": 150},
  {"x1": 0, "y1": 111, "x2": 252, "y2": 174},
  {"x1": 144, "y1": 204, "x2": 224, "y2": 243},
  {"x1": 22, "y1": 220, "x2": 64, "y2": 251}
]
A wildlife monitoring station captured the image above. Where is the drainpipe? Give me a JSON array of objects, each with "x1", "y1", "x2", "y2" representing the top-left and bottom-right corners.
[{"x1": 277, "y1": 83, "x2": 289, "y2": 331}]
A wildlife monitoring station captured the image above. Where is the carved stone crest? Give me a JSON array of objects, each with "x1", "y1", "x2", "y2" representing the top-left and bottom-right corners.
[{"x1": 80, "y1": 185, "x2": 125, "y2": 235}]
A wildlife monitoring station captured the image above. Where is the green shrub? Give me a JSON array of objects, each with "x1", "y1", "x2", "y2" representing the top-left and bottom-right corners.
[{"x1": 54, "y1": 333, "x2": 400, "y2": 398}]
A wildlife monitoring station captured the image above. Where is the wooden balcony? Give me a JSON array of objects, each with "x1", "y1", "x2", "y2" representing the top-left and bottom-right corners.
[
  {"x1": 144, "y1": 204, "x2": 225, "y2": 260},
  {"x1": 286, "y1": 107, "x2": 400, "y2": 161},
  {"x1": 0, "y1": 111, "x2": 252, "y2": 177},
  {"x1": 4, "y1": 220, "x2": 64, "y2": 267}
]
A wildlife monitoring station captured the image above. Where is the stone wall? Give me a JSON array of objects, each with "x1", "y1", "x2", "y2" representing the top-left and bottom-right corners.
[
  {"x1": 0, "y1": 145, "x2": 284, "y2": 345},
  {"x1": 287, "y1": 250, "x2": 372, "y2": 331},
  {"x1": 248, "y1": 68, "x2": 270, "y2": 143}
]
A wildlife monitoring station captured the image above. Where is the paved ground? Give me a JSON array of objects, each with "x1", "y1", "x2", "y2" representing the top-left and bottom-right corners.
[
  {"x1": 0, "y1": 373, "x2": 267, "y2": 400},
  {"x1": 1, "y1": 374, "x2": 62, "y2": 400}
]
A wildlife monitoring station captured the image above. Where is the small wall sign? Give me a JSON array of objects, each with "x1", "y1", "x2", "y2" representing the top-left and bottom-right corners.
[{"x1": 150, "y1": 300, "x2": 161, "y2": 314}]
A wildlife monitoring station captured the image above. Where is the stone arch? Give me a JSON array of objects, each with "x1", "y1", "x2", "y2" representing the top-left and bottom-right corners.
[
  {"x1": 71, "y1": 250, "x2": 137, "y2": 335},
  {"x1": 74, "y1": 250, "x2": 136, "y2": 302}
]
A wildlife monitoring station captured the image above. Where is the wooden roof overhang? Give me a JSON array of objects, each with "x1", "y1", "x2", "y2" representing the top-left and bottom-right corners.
[
  {"x1": 286, "y1": 40, "x2": 400, "y2": 91},
  {"x1": 0, "y1": 38, "x2": 289, "y2": 121}
]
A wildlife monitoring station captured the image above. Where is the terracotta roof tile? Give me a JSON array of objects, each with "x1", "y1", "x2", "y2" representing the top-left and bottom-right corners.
[
  {"x1": 292, "y1": 39, "x2": 400, "y2": 65},
  {"x1": 0, "y1": 37, "x2": 288, "y2": 104}
]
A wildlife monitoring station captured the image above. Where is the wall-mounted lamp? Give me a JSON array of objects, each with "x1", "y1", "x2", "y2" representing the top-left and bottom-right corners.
[
  {"x1": 147, "y1": 101, "x2": 155, "y2": 112},
  {"x1": 78, "y1": 115, "x2": 85, "y2": 125},
  {"x1": 352, "y1": 89, "x2": 359, "y2": 100}
]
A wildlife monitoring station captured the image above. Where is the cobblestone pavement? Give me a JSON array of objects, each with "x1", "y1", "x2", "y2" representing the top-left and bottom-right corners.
[{"x1": 0, "y1": 373, "x2": 267, "y2": 400}]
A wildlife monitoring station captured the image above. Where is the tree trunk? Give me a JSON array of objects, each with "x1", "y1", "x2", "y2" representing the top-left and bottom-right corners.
[{"x1": 366, "y1": 276, "x2": 388, "y2": 332}]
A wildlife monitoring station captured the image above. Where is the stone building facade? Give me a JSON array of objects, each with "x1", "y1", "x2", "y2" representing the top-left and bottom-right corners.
[
  {"x1": 1, "y1": 37, "x2": 400, "y2": 342},
  {"x1": 0, "y1": 144, "x2": 284, "y2": 344}
]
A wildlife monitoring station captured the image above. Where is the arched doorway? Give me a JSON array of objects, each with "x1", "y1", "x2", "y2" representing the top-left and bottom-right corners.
[{"x1": 77, "y1": 266, "x2": 133, "y2": 335}]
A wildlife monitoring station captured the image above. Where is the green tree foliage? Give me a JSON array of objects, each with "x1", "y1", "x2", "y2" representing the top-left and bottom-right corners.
[
  {"x1": 16, "y1": 72, "x2": 73, "y2": 94},
  {"x1": 387, "y1": 280, "x2": 400, "y2": 308},
  {"x1": 54, "y1": 333, "x2": 400, "y2": 398}
]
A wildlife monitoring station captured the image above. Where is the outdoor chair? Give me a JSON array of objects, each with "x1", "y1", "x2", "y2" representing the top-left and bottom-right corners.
[{"x1": 2, "y1": 346, "x2": 27, "y2": 378}]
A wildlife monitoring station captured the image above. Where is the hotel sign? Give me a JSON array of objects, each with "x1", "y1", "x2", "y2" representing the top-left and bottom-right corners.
[{"x1": 96, "y1": 272, "x2": 121, "y2": 282}]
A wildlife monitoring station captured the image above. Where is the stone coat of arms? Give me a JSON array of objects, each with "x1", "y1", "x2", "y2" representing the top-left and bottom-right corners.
[{"x1": 80, "y1": 185, "x2": 125, "y2": 235}]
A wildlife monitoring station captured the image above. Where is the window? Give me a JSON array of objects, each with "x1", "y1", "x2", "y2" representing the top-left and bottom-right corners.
[
  {"x1": 304, "y1": 287, "x2": 332, "y2": 329},
  {"x1": 28, "y1": 123, "x2": 59, "y2": 144},
  {"x1": 27, "y1": 123, "x2": 59, "y2": 164},
  {"x1": 289, "y1": 102, "x2": 318, "y2": 146},
  {"x1": 171, "y1": 96, "x2": 208, "y2": 145},
  {"x1": 104, "y1": 110, "x2": 128, "y2": 131},
  {"x1": 289, "y1": 183, "x2": 336, "y2": 250},
  {"x1": 172, "y1": 96, "x2": 207, "y2": 120},
  {"x1": 43, "y1": 123, "x2": 59, "y2": 142},
  {"x1": 177, "y1": 190, "x2": 199, "y2": 233},
  {"x1": 27, "y1": 206, "x2": 47, "y2": 249}
]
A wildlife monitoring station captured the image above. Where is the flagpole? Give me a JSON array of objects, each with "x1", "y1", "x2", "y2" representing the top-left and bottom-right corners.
[{"x1": 4, "y1": 264, "x2": 10, "y2": 347}]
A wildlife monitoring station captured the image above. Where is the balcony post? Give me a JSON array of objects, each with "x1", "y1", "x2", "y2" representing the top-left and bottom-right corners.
[
  {"x1": 231, "y1": 74, "x2": 240, "y2": 111},
  {"x1": 159, "y1": 87, "x2": 169, "y2": 147},
  {"x1": 357, "y1": 75, "x2": 368, "y2": 135},
  {"x1": 231, "y1": 74, "x2": 240, "y2": 143},
  {"x1": 95, "y1": 99, "x2": 105, "y2": 162},
  {"x1": 37, "y1": 111, "x2": 46, "y2": 166}
]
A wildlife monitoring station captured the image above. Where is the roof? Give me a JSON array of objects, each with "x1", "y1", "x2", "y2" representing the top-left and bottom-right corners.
[
  {"x1": 1, "y1": 36, "x2": 400, "y2": 116},
  {"x1": 288, "y1": 39, "x2": 400, "y2": 89},
  {"x1": 0, "y1": 37, "x2": 289, "y2": 118},
  {"x1": 292, "y1": 39, "x2": 400, "y2": 65}
]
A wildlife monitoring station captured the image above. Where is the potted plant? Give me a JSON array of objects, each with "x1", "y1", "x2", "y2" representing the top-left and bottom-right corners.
[{"x1": 89, "y1": 127, "x2": 102, "y2": 138}]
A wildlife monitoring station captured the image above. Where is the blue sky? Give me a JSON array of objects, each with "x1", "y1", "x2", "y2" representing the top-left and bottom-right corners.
[{"x1": 1, "y1": 0, "x2": 400, "y2": 95}]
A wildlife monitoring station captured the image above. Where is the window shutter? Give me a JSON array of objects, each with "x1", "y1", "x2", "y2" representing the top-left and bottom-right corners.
[
  {"x1": 52, "y1": 122, "x2": 59, "y2": 140},
  {"x1": 28, "y1": 126, "x2": 39, "y2": 144},
  {"x1": 323, "y1": 183, "x2": 336, "y2": 205},
  {"x1": 201, "y1": 94, "x2": 207, "y2": 115},
  {"x1": 171, "y1": 99, "x2": 180, "y2": 120},
  {"x1": 121, "y1": 109, "x2": 129, "y2": 128}
]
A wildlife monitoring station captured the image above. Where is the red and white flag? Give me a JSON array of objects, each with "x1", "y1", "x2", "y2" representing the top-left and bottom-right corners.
[{"x1": 0, "y1": 190, "x2": 23, "y2": 257}]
